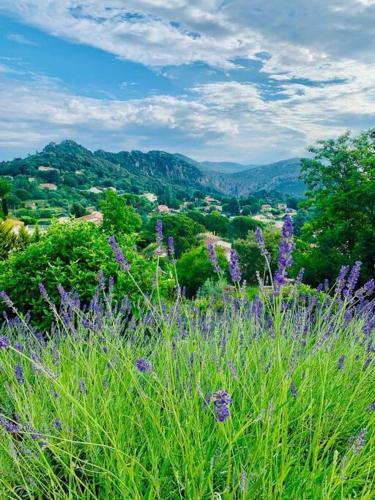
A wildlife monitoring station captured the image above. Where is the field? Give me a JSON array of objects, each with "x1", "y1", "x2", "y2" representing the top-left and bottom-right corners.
[{"x1": 0, "y1": 241, "x2": 374, "y2": 498}]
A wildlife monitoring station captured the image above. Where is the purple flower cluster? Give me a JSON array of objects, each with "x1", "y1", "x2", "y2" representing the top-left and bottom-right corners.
[
  {"x1": 255, "y1": 227, "x2": 268, "y2": 258},
  {"x1": 274, "y1": 216, "x2": 295, "y2": 294},
  {"x1": 136, "y1": 358, "x2": 153, "y2": 373},
  {"x1": 212, "y1": 389, "x2": 232, "y2": 422},
  {"x1": 168, "y1": 236, "x2": 176, "y2": 263},
  {"x1": 108, "y1": 236, "x2": 130, "y2": 271},
  {"x1": 207, "y1": 243, "x2": 221, "y2": 273},
  {"x1": 15, "y1": 364, "x2": 25, "y2": 385},
  {"x1": 0, "y1": 336, "x2": 10, "y2": 349},
  {"x1": 229, "y1": 249, "x2": 241, "y2": 284}
]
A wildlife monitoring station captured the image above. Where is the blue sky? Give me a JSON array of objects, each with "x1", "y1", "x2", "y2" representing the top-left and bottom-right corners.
[{"x1": 0, "y1": 0, "x2": 374, "y2": 163}]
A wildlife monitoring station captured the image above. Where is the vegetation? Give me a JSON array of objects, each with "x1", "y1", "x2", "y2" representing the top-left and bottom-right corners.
[{"x1": 0, "y1": 215, "x2": 373, "y2": 498}]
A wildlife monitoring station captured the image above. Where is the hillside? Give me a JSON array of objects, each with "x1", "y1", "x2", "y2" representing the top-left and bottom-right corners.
[
  {"x1": 0, "y1": 142, "x2": 305, "y2": 209},
  {"x1": 204, "y1": 158, "x2": 304, "y2": 196}
]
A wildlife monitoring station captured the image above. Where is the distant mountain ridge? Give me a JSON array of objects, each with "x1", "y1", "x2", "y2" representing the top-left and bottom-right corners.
[{"x1": 0, "y1": 140, "x2": 305, "y2": 197}]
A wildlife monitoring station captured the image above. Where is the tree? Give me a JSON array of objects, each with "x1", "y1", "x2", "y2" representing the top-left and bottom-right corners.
[
  {"x1": 227, "y1": 216, "x2": 260, "y2": 241},
  {"x1": 71, "y1": 202, "x2": 86, "y2": 218},
  {"x1": 177, "y1": 245, "x2": 227, "y2": 297},
  {"x1": 142, "y1": 214, "x2": 205, "y2": 256},
  {"x1": 205, "y1": 211, "x2": 229, "y2": 236},
  {"x1": 0, "y1": 178, "x2": 11, "y2": 217},
  {"x1": 100, "y1": 191, "x2": 142, "y2": 235},
  {"x1": 298, "y1": 129, "x2": 375, "y2": 284}
]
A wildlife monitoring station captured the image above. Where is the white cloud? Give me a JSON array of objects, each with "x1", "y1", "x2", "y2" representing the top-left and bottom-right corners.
[{"x1": 7, "y1": 33, "x2": 38, "y2": 45}]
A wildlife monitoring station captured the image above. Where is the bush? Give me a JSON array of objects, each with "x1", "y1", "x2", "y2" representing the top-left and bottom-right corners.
[{"x1": 0, "y1": 221, "x2": 169, "y2": 326}]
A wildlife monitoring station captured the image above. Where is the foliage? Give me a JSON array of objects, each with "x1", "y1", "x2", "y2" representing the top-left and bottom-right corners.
[
  {"x1": 234, "y1": 227, "x2": 280, "y2": 284},
  {"x1": 177, "y1": 245, "x2": 227, "y2": 296},
  {"x1": 227, "y1": 216, "x2": 260, "y2": 241},
  {"x1": 299, "y1": 129, "x2": 375, "y2": 284},
  {"x1": 0, "y1": 178, "x2": 10, "y2": 217},
  {"x1": 0, "y1": 221, "x2": 166, "y2": 326},
  {"x1": 100, "y1": 191, "x2": 142, "y2": 235},
  {"x1": 204, "y1": 211, "x2": 229, "y2": 236},
  {"x1": 142, "y1": 214, "x2": 205, "y2": 256},
  {"x1": 0, "y1": 264, "x2": 373, "y2": 497}
]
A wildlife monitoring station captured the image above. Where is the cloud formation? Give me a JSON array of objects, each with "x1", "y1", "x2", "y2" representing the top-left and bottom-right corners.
[{"x1": 0, "y1": 0, "x2": 374, "y2": 161}]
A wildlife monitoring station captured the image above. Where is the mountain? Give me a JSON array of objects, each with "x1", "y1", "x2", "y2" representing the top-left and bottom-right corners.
[
  {"x1": 0, "y1": 141, "x2": 305, "y2": 205},
  {"x1": 203, "y1": 158, "x2": 304, "y2": 196}
]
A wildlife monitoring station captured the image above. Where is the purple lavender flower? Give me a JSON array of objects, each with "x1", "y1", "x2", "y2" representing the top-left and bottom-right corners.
[
  {"x1": 274, "y1": 216, "x2": 295, "y2": 294},
  {"x1": 290, "y1": 382, "x2": 298, "y2": 399},
  {"x1": 168, "y1": 236, "x2": 176, "y2": 263},
  {"x1": 79, "y1": 379, "x2": 87, "y2": 394},
  {"x1": 0, "y1": 336, "x2": 10, "y2": 349},
  {"x1": 344, "y1": 261, "x2": 362, "y2": 297},
  {"x1": 0, "y1": 416, "x2": 20, "y2": 434},
  {"x1": 14, "y1": 342, "x2": 24, "y2": 352},
  {"x1": 108, "y1": 236, "x2": 130, "y2": 271},
  {"x1": 53, "y1": 418, "x2": 62, "y2": 430},
  {"x1": 156, "y1": 219, "x2": 163, "y2": 246},
  {"x1": 207, "y1": 243, "x2": 221, "y2": 273},
  {"x1": 367, "y1": 401, "x2": 375, "y2": 412},
  {"x1": 337, "y1": 355, "x2": 346, "y2": 370},
  {"x1": 38, "y1": 283, "x2": 49, "y2": 302},
  {"x1": 15, "y1": 364, "x2": 25, "y2": 385},
  {"x1": 363, "y1": 357, "x2": 372, "y2": 370},
  {"x1": 350, "y1": 428, "x2": 367, "y2": 454},
  {"x1": 229, "y1": 249, "x2": 241, "y2": 283},
  {"x1": 136, "y1": 358, "x2": 153, "y2": 373},
  {"x1": 212, "y1": 389, "x2": 232, "y2": 422},
  {"x1": 255, "y1": 227, "x2": 268, "y2": 257},
  {"x1": 335, "y1": 265, "x2": 350, "y2": 295},
  {"x1": 0, "y1": 291, "x2": 13, "y2": 308}
]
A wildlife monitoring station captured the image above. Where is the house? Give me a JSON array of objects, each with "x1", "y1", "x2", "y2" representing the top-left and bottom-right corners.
[
  {"x1": 277, "y1": 203, "x2": 287, "y2": 210},
  {"x1": 156, "y1": 205, "x2": 170, "y2": 214},
  {"x1": 199, "y1": 232, "x2": 232, "y2": 261},
  {"x1": 24, "y1": 201, "x2": 37, "y2": 209},
  {"x1": 38, "y1": 166, "x2": 58, "y2": 172},
  {"x1": 142, "y1": 192, "x2": 158, "y2": 203},
  {"x1": 76, "y1": 211, "x2": 103, "y2": 225},
  {"x1": 40, "y1": 183, "x2": 57, "y2": 191},
  {"x1": 87, "y1": 187, "x2": 103, "y2": 194},
  {"x1": 204, "y1": 196, "x2": 219, "y2": 204},
  {"x1": 261, "y1": 204, "x2": 272, "y2": 212}
]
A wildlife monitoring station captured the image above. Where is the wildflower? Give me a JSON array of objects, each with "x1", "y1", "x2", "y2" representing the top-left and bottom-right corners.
[
  {"x1": 212, "y1": 389, "x2": 232, "y2": 422},
  {"x1": 156, "y1": 219, "x2": 163, "y2": 246},
  {"x1": 335, "y1": 265, "x2": 350, "y2": 296},
  {"x1": 350, "y1": 428, "x2": 367, "y2": 454},
  {"x1": 0, "y1": 336, "x2": 10, "y2": 349},
  {"x1": 0, "y1": 291, "x2": 14, "y2": 308},
  {"x1": 367, "y1": 401, "x2": 375, "y2": 412},
  {"x1": 14, "y1": 342, "x2": 24, "y2": 352},
  {"x1": 338, "y1": 355, "x2": 346, "y2": 370},
  {"x1": 229, "y1": 249, "x2": 241, "y2": 283},
  {"x1": 53, "y1": 419, "x2": 62, "y2": 430},
  {"x1": 79, "y1": 379, "x2": 87, "y2": 394},
  {"x1": 15, "y1": 364, "x2": 25, "y2": 385},
  {"x1": 274, "y1": 216, "x2": 295, "y2": 294},
  {"x1": 363, "y1": 357, "x2": 372, "y2": 370},
  {"x1": 0, "y1": 416, "x2": 20, "y2": 434},
  {"x1": 136, "y1": 358, "x2": 152, "y2": 373},
  {"x1": 108, "y1": 236, "x2": 130, "y2": 271},
  {"x1": 97, "y1": 270, "x2": 105, "y2": 290},
  {"x1": 290, "y1": 382, "x2": 298, "y2": 399},
  {"x1": 38, "y1": 283, "x2": 49, "y2": 302},
  {"x1": 343, "y1": 261, "x2": 362, "y2": 297},
  {"x1": 167, "y1": 236, "x2": 176, "y2": 262},
  {"x1": 207, "y1": 243, "x2": 221, "y2": 273},
  {"x1": 255, "y1": 227, "x2": 268, "y2": 258}
]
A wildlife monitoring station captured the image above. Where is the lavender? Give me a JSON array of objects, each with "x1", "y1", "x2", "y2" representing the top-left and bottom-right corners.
[
  {"x1": 337, "y1": 355, "x2": 346, "y2": 370},
  {"x1": 0, "y1": 416, "x2": 20, "y2": 434},
  {"x1": 274, "y1": 216, "x2": 295, "y2": 294},
  {"x1": 0, "y1": 336, "x2": 10, "y2": 349},
  {"x1": 350, "y1": 428, "x2": 367, "y2": 454},
  {"x1": 38, "y1": 283, "x2": 49, "y2": 302},
  {"x1": 108, "y1": 236, "x2": 130, "y2": 271},
  {"x1": 212, "y1": 389, "x2": 232, "y2": 422},
  {"x1": 15, "y1": 364, "x2": 25, "y2": 385},
  {"x1": 344, "y1": 261, "x2": 362, "y2": 297},
  {"x1": 156, "y1": 219, "x2": 163, "y2": 248},
  {"x1": 290, "y1": 382, "x2": 298, "y2": 399},
  {"x1": 207, "y1": 243, "x2": 221, "y2": 273},
  {"x1": 255, "y1": 227, "x2": 268, "y2": 258},
  {"x1": 79, "y1": 379, "x2": 87, "y2": 394},
  {"x1": 136, "y1": 358, "x2": 153, "y2": 373},
  {"x1": 229, "y1": 249, "x2": 241, "y2": 284},
  {"x1": 168, "y1": 236, "x2": 176, "y2": 263}
]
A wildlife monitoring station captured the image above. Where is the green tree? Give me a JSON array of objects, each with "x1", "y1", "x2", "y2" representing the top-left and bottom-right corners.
[
  {"x1": 227, "y1": 216, "x2": 260, "y2": 241},
  {"x1": 177, "y1": 245, "x2": 227, "y2": 296},
  {"x1": 142, "y1": 214, "x2": 205, "y2": 256},
  {"x1": 100, "y1": 191, "x2": 142, "y2": 235},
  {"x1": 298, "y1": 129, "x2": 375, "y2": 284},
  {"x1": 71, "y1": 202, "x2": 86, "y2": 218},
  {"x1": 0, "y1": 178, "x2": 11, "y2": 217},
  {"x1": 205, "y1": 211, "x2": 229, "y2": 236}
]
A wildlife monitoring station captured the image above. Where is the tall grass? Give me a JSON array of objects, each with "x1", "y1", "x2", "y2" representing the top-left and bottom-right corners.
[{"x1": 0, "y1": 224, "x2": 374, "y2": 498}]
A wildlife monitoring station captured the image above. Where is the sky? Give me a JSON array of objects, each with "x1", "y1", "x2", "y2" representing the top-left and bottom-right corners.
[{"x1": 0, "y1": 1, "x2": 374, "y2": 163}]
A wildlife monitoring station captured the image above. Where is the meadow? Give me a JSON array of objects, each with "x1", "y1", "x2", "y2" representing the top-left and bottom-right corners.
[{"x1": 0, "y1": 219, "x2": 374, "y2": 499}]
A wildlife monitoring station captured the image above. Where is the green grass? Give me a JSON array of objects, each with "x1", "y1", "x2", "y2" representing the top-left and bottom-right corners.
[{"x1": 0, "y1": 291, "x2": 374, "y2": 499}]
